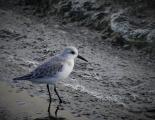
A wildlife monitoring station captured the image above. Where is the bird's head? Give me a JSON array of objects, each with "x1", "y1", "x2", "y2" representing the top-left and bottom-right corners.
[{"x1": 61, "y1": 46, "x2": 88, "y2": 62}]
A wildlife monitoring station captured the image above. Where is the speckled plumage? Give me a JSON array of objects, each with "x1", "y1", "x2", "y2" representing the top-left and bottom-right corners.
[
  {"x1": 13, "y1": 46, "x2": 78, "y2": 84},
  {"x1": 13, "y1": 46, "x2": 87, "y2": 103}
]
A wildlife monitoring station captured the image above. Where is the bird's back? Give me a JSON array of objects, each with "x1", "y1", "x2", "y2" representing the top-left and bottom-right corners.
[{"x1": 13, "y1": 55, "x2": 64, "y2": 82}]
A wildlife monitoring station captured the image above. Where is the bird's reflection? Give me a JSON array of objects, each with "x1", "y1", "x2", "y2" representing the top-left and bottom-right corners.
[{"x1": 34, "y1": 101, "x2": 66, "y2": 120}]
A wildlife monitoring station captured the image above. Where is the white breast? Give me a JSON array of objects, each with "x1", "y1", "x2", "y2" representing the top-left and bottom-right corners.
[{"x1": 56, "y1": 59, "x2": 74, "y2": 80}]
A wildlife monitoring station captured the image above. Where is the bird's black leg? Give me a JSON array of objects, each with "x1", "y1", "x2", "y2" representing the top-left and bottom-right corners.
[
  {"x1": 48, "y1": 98, "x2": 52, "y2": 115},
  {"x1": 47, "y1": 84, "x2": 52, "y2": 114},
  {"x1": 54, "y1": 85, "x2": 62, "y2": 104},
  {"x1": 55, "y1": 103, "x2": 61, "y2": 117},
  {"x1": 47, "y1": 84, "x2": 52, "y2": 103}
]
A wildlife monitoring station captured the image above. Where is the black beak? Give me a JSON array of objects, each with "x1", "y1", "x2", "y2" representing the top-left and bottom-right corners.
[{"x1": 77, "y1": 55, "x2": 88, "y2": 62}]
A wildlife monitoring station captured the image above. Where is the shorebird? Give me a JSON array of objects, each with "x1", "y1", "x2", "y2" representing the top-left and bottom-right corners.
[{"x1": 13, "y1": 46, "x2": 88, "y2": 104}]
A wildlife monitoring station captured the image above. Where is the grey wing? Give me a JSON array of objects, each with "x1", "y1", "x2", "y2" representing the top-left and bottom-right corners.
[
  {"x1": 13, "y1": 56, "x2": 63, "y2": 80},
  {"x1": 32, "y1": 60, "x2": 63, "y2": 79}
]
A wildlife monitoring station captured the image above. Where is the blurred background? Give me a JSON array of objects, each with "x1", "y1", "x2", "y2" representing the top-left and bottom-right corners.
[{"x1": 0, "y1": 0, "x2": 155, "y2": 120}]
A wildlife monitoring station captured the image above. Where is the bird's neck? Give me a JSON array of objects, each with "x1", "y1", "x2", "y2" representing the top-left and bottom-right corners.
[{"x1": 66, "y1": 58, "x2": 74, "y2": 66}]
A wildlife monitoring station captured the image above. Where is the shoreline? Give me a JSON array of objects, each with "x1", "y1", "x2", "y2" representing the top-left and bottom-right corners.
[
  {"x1": 0, "y1": 81, "x2": 88, "y2": 120},
  {"x1": 0, "y1": 6, "x2": 155, "y2": 120}
]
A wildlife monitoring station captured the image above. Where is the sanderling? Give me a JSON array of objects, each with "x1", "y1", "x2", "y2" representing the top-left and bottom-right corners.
[{"x1": 13, "y1": 46, "x2": 88, "y2": 103}]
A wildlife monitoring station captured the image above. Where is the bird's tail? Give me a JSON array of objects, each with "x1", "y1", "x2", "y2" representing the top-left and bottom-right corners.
[{"x1": 13, "y1": 74, "x2": 32, "y2": 80}]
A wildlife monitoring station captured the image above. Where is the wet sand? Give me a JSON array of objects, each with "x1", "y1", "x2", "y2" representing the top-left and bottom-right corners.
[
  {"x1": 0, "y1": 6, "x2": 155, "y2": 120},
  {"x1": 0, "y1": 81, "x2": 88, "y2": 120}
]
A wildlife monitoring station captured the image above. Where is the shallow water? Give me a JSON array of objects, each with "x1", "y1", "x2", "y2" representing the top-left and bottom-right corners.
[
  {"x1": 0, "y1": 81, "x2": 88, "y2": 120},
  {"x1": 0, "y1": 7, "x2": 155, "y2": 120}
]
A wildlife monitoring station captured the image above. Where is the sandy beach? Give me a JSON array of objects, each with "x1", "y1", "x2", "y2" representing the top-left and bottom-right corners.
[{"x1": 0, "y1": 4, "x2": 155, "y2": 120}]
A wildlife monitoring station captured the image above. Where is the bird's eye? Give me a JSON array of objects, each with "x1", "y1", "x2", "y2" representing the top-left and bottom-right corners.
[{"x1": 71, "y1": 51, "x2": 75, "y2": 54}]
